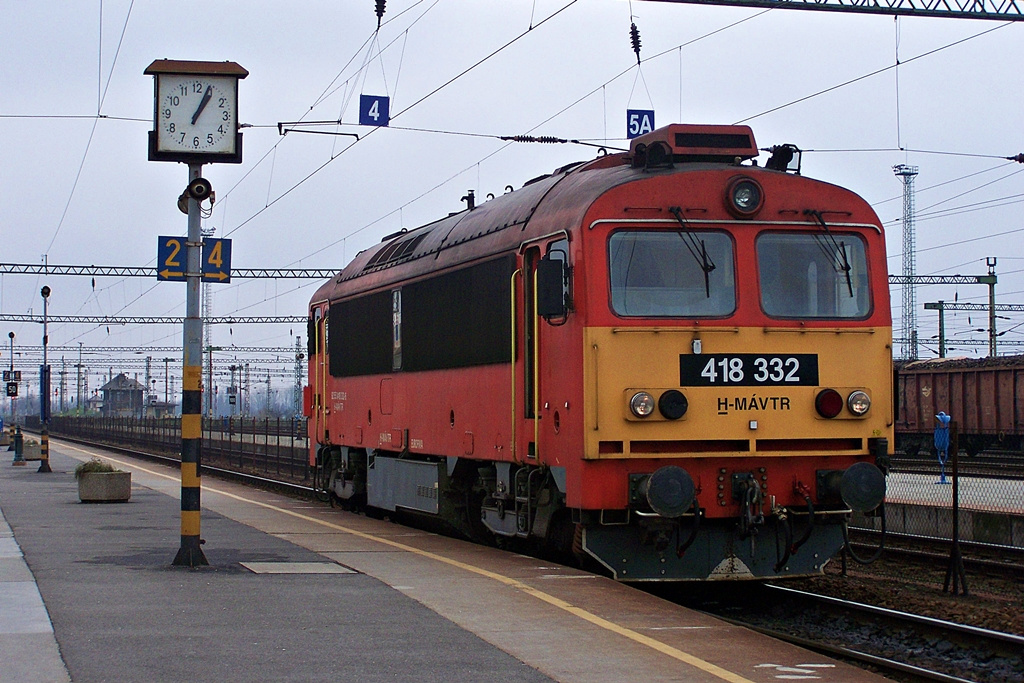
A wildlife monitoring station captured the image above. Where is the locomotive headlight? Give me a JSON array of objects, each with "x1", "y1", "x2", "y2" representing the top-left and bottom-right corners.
[
  {"x1": 815, "y1": 388, "x2": 844, "y2": 419},
  {"x1": 658, "y1": 390, "x2": 688, "y2": 420},
  {"x1": 630, "y1": 391, "x2": 656, "y2": 418},
  {"x1": 725, "y1": 177, "x2": 764, "y2": 217},
  {"x1": 847, "y1": 390, "x2": 871, "y2": 416}
]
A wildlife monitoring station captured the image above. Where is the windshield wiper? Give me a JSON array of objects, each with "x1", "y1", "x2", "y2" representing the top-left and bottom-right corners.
[
  {"x1": 669, "y1": 206, "x2": 716, "y2": 298},
  {"x1": 804, "y1": 209, "x2": 853, "y2": 298}
]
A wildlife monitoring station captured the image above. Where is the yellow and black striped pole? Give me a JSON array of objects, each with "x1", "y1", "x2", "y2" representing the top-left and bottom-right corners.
[{"x1": 173, "y1": 162, "x2": 209, "y2": 567}]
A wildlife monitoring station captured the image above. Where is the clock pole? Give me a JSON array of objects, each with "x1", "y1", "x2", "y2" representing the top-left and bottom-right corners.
[
  {"x1": 146, "y1": 59, "x2": 245, "y2": 568},
  {"x1": 173, "y1": 161, "x2": 209, "y2": 567}
]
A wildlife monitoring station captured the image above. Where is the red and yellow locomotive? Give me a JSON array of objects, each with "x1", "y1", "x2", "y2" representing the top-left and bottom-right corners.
[{"x1": 306, "y1": 123, "x2": 891, "y2": 581}]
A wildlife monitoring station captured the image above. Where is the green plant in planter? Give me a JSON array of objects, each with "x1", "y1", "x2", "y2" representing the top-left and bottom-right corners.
[
  {"x1": 74, "y1": 458, "x2": 120, "y2": 479},
  {"x1": 75, "y1": 458, "x2": 131, "y2": 503}
]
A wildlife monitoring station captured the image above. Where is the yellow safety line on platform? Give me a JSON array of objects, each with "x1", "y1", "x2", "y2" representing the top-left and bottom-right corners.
[{"x1": 57, "y1": 442, "x2": 753, "y2": 683}]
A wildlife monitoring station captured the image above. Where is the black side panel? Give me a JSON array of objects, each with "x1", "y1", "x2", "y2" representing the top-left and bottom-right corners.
[
  {"x1": 329, "y1": 290, "x2": 393, "y2": 377},
  {"x1": 403, "y1": 256, "x2": 514, "y2": 371}
]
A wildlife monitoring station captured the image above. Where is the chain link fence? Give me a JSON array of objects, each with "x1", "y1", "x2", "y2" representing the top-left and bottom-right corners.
[
  {"x1": 852, "y1": 449, "x2": 1024, "y2": 549},
  {"x1": 39, "y1": 415, "x2": 311, "y2": 484},
  {"x1": 22, "y1": 415, "x2": 1024, "y2": 548}
]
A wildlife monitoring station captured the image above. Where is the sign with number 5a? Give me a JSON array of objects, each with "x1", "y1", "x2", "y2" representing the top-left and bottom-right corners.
[
  {"x1": 360, "y1": 95, "x2": 390, "y2": 127},
  {"x1": 626, "y1": 109, "x2": 655, "y2": 139}
]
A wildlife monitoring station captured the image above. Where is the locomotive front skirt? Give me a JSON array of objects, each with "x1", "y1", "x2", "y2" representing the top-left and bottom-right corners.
[{"x1": 305, "y1": 123, "x2": 892, "y2": 581}]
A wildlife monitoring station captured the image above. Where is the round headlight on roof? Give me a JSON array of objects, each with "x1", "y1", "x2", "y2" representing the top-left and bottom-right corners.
[
  {"x1": 630, "y1": 391, "x2": 655, "y2": 418},
  {"x1": 725, "y1": 177, "x2": 764, "y2": 217},
  {"x1": 847, "y1": 390, "x2": 871, "y2": 416}
]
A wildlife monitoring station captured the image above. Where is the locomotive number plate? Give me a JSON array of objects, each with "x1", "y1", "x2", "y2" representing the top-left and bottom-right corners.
[{"x1": 679, "y1": 354, "x2": 819, "y2": 387}]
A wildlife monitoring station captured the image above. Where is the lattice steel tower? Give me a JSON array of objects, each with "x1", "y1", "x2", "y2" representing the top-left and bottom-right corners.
[
  {"x1": 201, "y1": 227, "x2": 215, "y2": 416},
  {"x1": 894, "y1": 164, "x2": 919, "y2": 360},
  {"x1": 293, "y1": 336, "x2": 304, "y2": 418}
]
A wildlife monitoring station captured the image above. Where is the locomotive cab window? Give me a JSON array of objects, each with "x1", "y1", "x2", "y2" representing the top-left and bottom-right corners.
[
  {"x1": 608, "y1": 230, "x2": 735, "y2": 317},
  {"x1": 757, "y1": 231, "x2": 871, "y2": 319}
]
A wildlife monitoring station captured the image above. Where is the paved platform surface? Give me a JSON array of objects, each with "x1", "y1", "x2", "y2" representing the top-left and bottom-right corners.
[{"x1": 1, "y1": 439, "x2": 888, "y2": 683}]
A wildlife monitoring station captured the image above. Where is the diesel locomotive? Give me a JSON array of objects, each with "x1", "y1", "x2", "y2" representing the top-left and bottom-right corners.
[{"x1": 305, "y1": 123, "x2": 891, "y2": 581}]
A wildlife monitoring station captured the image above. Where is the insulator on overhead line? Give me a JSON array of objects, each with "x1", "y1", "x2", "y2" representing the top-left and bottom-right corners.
[
  {"x1": 1010, "y1": 153, "x2": 1024, "y2": 163},
  {"x1": 375, "y1": 0, "x2": 386, "y2": 28},
  {"x1": 629, "y1": 22, "x2": 642, "y2": 65},
  {"x1": 500, "y1": 135, "x2": 565, "y2": 144}
]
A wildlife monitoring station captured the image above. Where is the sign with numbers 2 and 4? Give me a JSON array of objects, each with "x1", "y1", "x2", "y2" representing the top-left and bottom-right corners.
[
  {"x1": 157, "y1": 236, "x2": 232, "y2": 283},
  {"x1": 359, "y1": 95, "x2": 390, "y2": 127}
]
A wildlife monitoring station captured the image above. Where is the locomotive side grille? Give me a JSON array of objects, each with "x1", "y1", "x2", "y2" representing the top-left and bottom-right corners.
[
  {"x1": 756, "y1": 438, "x2": 863, "y2": 452},
  {"x1": 674, "y1": 132, "x2": 753, "y2": 150},
  {"x1": 363, "y1": 232, "x2": 430, "y2": 271},
  {"x1": 629, "y1": 439, "x2": 751, "y2": 454}
]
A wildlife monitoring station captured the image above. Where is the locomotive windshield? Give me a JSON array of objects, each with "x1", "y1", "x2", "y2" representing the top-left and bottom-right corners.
[
  {"x1": 757, "y1": 232, "x2": 871, "y2": 319},
  {"x1": 609, "y1": 230, "x2": 735, "y2": 317}
]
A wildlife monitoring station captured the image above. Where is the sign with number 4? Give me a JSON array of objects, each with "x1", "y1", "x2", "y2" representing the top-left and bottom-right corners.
[{"x1": 360, "y1": 95, "x2": 390, "y2": 127}]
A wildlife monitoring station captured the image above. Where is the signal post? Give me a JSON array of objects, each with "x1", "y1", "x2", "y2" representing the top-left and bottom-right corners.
[{"x1": 145, "y1": 59, "x2": 247, "y2": 567}]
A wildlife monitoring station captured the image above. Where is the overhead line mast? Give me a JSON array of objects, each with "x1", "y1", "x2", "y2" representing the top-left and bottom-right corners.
[
  {"x1": 639, "y1": 0, "x2": 1024, "y2": 20},
  {"x1": 894, "y1": 164, "x2": 920, "y2": 360}
]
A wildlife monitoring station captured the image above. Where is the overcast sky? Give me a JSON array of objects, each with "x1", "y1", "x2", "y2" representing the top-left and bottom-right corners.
[{"x1": 2, "y1": 0, "x2": 1022, "y2": 382}]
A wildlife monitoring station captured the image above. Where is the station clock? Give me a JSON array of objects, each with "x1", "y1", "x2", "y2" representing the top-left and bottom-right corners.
[{"x1": 145, "y1": 60, "x2": 248, "y2": 164}]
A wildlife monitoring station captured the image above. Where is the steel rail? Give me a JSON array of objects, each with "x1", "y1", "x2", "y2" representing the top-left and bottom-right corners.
[{"x1": 766, "y1": 584, "x2": 1024, "y2": 648}]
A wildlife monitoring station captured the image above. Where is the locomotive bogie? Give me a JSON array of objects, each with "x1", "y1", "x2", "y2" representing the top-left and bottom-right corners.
[{"x1": 306, "y1": 124, "x2": 894, "y2": 581}]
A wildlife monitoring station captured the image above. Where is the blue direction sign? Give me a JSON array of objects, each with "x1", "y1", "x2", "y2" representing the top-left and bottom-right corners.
[
  {"x1": 157, "y1": 236, "x2": 187, "y2": 281},
  {"x1": 157, "y1": 236, "x2": 232, "y2": 283},
  {"x1": 359, "y1": 94, "x2": 390, "y2": 127},
  {"x1": 202, "y1": 238, "x2": 232, "y2": 283},
  {"x1": 626, "y1": 109, "x2": 655, "y2": 139}
]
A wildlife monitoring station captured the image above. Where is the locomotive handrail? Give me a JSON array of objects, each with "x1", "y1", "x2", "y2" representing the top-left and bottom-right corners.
[
  {"x1": 533, "y1": 267, "x2": 541, "y2": 461},
  {"x1": 510, "y1": 269, "x2": 522, "y2": 464},
  {"x1": 761, "y1": 327, "x2": 879, "y2": 334}
]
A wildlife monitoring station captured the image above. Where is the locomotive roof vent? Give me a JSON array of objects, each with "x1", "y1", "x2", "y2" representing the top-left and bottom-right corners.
[{"x1": 630, "y1": 124, "x2": 758, "y2": 166}]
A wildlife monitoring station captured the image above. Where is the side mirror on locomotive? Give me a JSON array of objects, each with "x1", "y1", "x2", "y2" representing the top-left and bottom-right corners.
[{"x1": 537, "y1": 256, "x2": 567, "y2": 319}]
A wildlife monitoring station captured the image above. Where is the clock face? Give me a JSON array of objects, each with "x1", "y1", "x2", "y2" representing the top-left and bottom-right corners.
[{"x1": 155, "y1": 74, "x2": 237, "y2": 155}]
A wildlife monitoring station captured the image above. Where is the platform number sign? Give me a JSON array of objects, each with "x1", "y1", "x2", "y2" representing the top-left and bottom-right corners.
[
  {"x1": 626, "y1": 109, "x2": 655, "y2": 139},
  {"x1": 201, "y1": 238, "x2": 232, "y2": 283},
  {"x1": 157, "y1": 236, "x2": 232, "y2": 283},
  {"x1": 359, "y1": 94, "x2": 390, "y2": 127}
]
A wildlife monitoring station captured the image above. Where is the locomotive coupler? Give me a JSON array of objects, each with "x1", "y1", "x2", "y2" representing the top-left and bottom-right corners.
[{"x1": 733, "y1": 473, "x2": 764, "y2": 537}]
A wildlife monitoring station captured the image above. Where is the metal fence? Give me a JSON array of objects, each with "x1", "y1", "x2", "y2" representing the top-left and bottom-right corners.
[
  {"x1": 852, "y1": 450, "x2": 1024, "y2": 549},
  {"x1": 24, "y1": 415, "x2": 1024, "y2": 548},
  {"x1": 40, "y1": 415, "x2": 311, "y2": 483}
]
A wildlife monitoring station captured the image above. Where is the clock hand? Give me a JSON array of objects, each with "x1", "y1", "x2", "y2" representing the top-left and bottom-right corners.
[{"x1": 191, "y1": 85, "x2": 213, "y2": 125}]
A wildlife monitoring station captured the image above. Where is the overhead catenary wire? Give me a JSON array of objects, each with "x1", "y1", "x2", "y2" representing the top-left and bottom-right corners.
[
  {"x1": 224, "y1": 0, "x2": 582, "y2": 239},
  {"x1": 733, "y1": 21, "x2": 1012, "y2": 124}
]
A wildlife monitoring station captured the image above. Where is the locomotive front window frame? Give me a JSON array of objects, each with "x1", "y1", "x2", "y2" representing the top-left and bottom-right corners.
[
  {"x1": 607, "y1": 229, "x2": 736, "y2": 318},
  {"x1": 756, "y1": 231, "x2": 872, "y2": 320}
]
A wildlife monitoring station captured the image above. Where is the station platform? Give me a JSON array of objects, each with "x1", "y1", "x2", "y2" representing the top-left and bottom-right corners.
[{"x1": 1, "y1": 439, "x2": 888, "y2": 683}]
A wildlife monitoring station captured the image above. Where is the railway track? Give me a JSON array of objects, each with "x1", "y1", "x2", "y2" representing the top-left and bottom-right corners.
[
  {"x1": 665, "y1": 583, "x2": 1024, "y2": 683},
  {"x1": 847, "y1": 531, "x2": 1024, "y2": 582}
]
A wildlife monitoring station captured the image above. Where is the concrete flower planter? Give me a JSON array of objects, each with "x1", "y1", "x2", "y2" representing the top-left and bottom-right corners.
[{"x1": 78, "y1": 471, "x2": 132, "y2": 503}]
